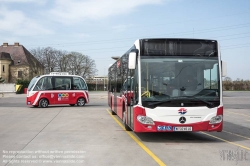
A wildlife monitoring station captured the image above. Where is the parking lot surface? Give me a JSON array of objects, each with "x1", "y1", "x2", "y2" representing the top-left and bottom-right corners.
[{"x1": 0, "y1": 91, "x2": 249, "y2": 166}]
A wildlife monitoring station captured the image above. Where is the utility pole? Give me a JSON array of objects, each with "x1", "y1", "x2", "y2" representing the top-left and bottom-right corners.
[
  {"x1": 104, "y1": 68, "x2": 106, "y2": 91},
  {"x1": 95, "y1": 77, "x2": 97, "y2": 91}
]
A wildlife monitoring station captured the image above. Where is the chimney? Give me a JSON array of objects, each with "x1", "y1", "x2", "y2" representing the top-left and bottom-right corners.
[
  {"x1": 14, "y1": 42, "x2": 19, "y2": 47},
  {"x1": 3, "y1": 43, "x2": 8, "y2": 47}
]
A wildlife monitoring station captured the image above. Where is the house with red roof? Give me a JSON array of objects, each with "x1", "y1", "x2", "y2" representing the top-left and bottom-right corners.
[{"x1": 0, "y1": 42, "x2": 44, "y2": 83}]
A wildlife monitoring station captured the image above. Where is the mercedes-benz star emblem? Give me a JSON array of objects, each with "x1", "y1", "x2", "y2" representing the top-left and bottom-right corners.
[{"x1": 179, "y1": 117, "x2": 186, "y2": 124}]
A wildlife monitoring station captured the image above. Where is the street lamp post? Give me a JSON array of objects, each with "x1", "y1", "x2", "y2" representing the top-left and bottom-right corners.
[{"x1": 95, "y1": 78, "x2": 97, "y2": 91}]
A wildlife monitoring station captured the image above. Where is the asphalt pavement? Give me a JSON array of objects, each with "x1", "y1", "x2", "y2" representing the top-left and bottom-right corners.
[{"x1": 0, "y1": 91, "x2": 249, "y2": 166}]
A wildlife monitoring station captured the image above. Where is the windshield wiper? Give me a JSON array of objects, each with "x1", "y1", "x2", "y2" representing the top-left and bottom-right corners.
[
  {"x1": 147, "y1": 96, "x2": 187, "y2": 107},
  {"x1": 184, "y1": 96, "x2": 214, "y2": 108},
  {"x1": 147, "y1": 96, "x2": 215, "y2": 108},
  {"x1": 148, "y1": 99, "x2": 172, "y2": 106},
  {"x1": 195, "y1": 90, "x2": 217, "y2": 97}
]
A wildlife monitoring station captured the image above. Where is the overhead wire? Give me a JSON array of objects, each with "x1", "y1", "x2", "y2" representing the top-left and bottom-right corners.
[
  {"x1": 20, "y1": 13, "x2": 250, "y2": 63},
  {"x1": 25, "y1": 22, "x2": 250, "y2": 47}
]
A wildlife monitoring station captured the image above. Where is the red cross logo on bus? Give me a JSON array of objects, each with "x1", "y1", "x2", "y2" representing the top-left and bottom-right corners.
[{"x1": 178, "y1": 108, "x2": 187, "y2": 114}]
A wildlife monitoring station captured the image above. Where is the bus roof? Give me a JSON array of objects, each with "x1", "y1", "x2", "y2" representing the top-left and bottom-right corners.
[
  {"x1": 34, "y1": 72, "x2": 84, "y2": 78},
  {"x1": 137, "y1": 38, "x2": 217, "y2": 42},
  {"x1": 49, "y1": 72, "x2": 69, "y2": 75}
]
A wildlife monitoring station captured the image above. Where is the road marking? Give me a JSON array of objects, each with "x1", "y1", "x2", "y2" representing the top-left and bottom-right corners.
[
  {"x1": 223, "y1": 130, "x2": 250, "y2": 140},
  {"x1": 227, "y1": 111, "x2": 250, "y2": 118},
  {"x1": 106, "y1": 109, "x2": 166, "y2": 166},
  {"x1": 201, "y1": 132, "x2": 250, "y2": 151}
]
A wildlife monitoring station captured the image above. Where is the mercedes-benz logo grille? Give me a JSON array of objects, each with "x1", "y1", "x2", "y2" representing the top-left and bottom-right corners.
[{"x1": 179, "y1": 117, "x2": 186, "y2": 124}]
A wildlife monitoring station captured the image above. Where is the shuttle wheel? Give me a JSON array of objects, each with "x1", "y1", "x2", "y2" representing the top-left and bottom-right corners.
[
  {"x1": 77, "y1": 98, "x2": 85, "y2": 106},
  {"x1": 39, "y1": 98, "x2": 48, "y2": 108}
]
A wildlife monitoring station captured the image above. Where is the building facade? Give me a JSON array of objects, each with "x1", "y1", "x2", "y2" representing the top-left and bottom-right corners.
[
  {"x1": 0, "y1": 43, "x2": 44, "y2": 83},
  {"x1": 86, "y1": 76, "x2": 108, "y2": 91}
]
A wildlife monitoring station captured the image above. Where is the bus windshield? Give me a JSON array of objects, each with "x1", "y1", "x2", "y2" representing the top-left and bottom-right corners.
[{"x1": 140, "y1": 56, "x2": 220, "y2": 108}]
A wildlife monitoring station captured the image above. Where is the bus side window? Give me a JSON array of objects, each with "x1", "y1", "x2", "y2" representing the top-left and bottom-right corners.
[{"x1": 54, "y1": 77, "x2": 71, "y2": 90}]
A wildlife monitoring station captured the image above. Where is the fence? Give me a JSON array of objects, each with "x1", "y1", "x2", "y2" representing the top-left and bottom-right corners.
[{"x1": 0, "y1": 83, "x2": 16, "y2": 92}]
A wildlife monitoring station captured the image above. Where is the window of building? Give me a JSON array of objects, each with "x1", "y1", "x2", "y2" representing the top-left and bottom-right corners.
[
  {"x1": 18, "y1": 71, "x2": 23, "y2": 78},
  {"x1": 2, "y1": 65, "x2": 5, "y2": 73}
]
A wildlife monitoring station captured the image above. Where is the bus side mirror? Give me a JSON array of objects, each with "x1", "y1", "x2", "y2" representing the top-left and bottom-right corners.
[
  {"x1": 221, "y1": 61, "x2": 227, "y2": 77},
  {"x1": 128, "y1": 52, "x2": 136, "y2": 69}
]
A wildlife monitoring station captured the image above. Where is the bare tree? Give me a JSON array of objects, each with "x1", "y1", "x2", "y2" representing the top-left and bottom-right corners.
[
  {"x1": 224, "y1": 77, "x2": 232, "y2": 82},
  {"x1": 43, "y1": 47, "x2": 59, "y2": 73},
  {"x1": 30, "y1": 47, "x2": 97, "y2": 77},
  {"x1": 26, "y1": 48, "x2": 44, "y2": 76},
  {"x1": 30, "y1": 47, "x2": 65, "y2": 74},
  {"x1": 58, "y1": 51, "x2": 70, "y2": 72},
  {"x1": 29, "y1": 47, "x2": 44, "y2": 64},
  {"x1": 223, "y1": 76, "x2": 232, "y2": 90},
  {"x1": 65, "y1": 52, "x2": 97, "y2": 78}
]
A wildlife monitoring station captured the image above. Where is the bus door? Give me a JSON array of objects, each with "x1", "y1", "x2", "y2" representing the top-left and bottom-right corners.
[
  {"x1": 127, "y1": 74, "x2": 135, "y2": 129},
  {"x1": 113, "y1": 74, "x2": 118, "y2": 114},
  {"x1": 53, "y1": 76, "x2": 73, "y2": 104},
  {"x1": 116, "y1": 76, "x2": 123, "y2": 118},
  {"x1": 109, "y1": 73, "x2": 116, "y2": 113}
]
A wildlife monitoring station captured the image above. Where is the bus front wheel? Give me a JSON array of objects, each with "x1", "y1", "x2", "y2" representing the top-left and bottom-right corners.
[{"x1": 123, "y1": 111, "x2": 131, "y2": 131}]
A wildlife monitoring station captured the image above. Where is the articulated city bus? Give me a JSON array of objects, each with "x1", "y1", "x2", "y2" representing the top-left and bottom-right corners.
[
  {"x1": 27, "y1": 72, "x2": 89, "y2": 108},
  {"x1": 108, "y1": 38, "x2": 226, "y2": 132}
]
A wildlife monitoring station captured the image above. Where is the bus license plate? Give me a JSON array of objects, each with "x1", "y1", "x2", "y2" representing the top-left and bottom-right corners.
[{"x1": 174, "y1": 127, "x2": 192, "y2": 131}]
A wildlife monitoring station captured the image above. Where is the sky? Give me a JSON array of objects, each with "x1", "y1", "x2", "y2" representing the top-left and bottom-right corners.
[{"x1": 0, "y1": 0, "x2": 249, "y2": 80}]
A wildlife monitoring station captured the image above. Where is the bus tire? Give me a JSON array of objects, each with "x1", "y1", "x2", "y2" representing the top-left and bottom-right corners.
[
  {"x1": 123, "y1": 111, "x2": 131, "y2": 131},
  {"x1": 77, "y1": 97, "x2": 85, "y2": 106},
  {"x1": 111, "y1": 109, "x2": 116, "y2": 115},
  {"x1": 39, "y1": 98, "x2": 48, "y2": 108},
  {"x1": 69, "y1": 104, "x2": 75, "y2": 106},
  {"x1": 110, "y1": 98, "x2": 116, "y2": 115}
]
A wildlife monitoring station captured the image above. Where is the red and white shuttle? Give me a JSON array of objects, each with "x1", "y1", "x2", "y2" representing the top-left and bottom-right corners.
[{"x1": 27, "y1": 72, "x2": 89, "y2": 108}]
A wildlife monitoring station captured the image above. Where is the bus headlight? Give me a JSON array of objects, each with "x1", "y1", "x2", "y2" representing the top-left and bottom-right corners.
[
  {"x1": 137, "y1": 115, "x2": 155, "y2": 125},
  {"x1": 209, "y1": 115, "x2": 222, "y2": 124}
]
